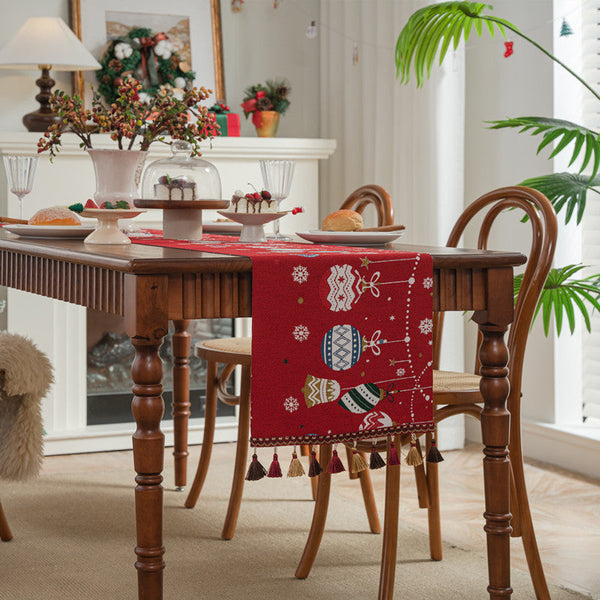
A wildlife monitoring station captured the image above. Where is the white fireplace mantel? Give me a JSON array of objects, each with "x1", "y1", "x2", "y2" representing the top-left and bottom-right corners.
[{"x1": 0, "y1": 132, "x2": 336, "y2": 455}]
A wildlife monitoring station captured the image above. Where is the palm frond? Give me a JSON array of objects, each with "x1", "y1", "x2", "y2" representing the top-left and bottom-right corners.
[
  {"x1": 395, "y1": 2, "x2": 514, "y2": 87},
  {"x1": 518, "y1": 172, "x2": 600, "y2": 225},
  {"x1": 489, "y1": 117, "x2": 600, "y2": 180},
  {"x1": 514, "y1": 265, "x2": 600, "y2": 336}
]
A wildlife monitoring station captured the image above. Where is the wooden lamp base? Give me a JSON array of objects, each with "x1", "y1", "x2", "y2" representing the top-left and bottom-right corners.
[{"x1": 22, "y1": 66, "x2": 63, "y2": 133}]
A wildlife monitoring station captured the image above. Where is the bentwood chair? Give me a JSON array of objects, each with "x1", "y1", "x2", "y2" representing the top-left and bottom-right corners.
[
  {"x1": 296, "y1": 186, "x2": 557, "y2": 600},
  {"x1": 184, "y1": 184, "x2": 395, "y2": 539},
  {"x1": 0, "y1": 332, "x2": 53, "y2": 541},
  {"x1": 339, "y1": 184, "x2": 394, "y2": 226}
]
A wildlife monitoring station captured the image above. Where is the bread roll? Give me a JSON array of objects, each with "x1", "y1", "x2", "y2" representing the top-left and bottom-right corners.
[
  {"x1": 29, "y1": 206, "x2": 82, "y2": 226},
  {"x1": 321, "y1": 209, "x2": 364, "y2": 231}
]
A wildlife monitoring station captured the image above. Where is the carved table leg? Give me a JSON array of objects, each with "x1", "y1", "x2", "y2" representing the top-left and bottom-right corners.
[
  {"x1": 126, "y1": 275, "x2": 169, "y2": 600},
  {"x1": 172, "y1": 319, "x2": 191, "y2": 490},
  {"x1": 474, "y1": 269, "x2": 514, "y2": 600}
]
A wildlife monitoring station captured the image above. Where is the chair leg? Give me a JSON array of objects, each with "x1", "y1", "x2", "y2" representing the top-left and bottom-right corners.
[
  {"x1": 295, "y1": 444, "x2": 333, "y2": 579},
  {"x1": 184, "y1": 359, "x2": 218, "y2": 509},
  {"x1": 221, "y1": 363, "x2": 251, "y2": 540},
  {"x1": 345, "y1": 446, "x2": 359, "y2": 480},
  {"x1": 0, "y1": 499, "x2": 13, "y2": 542},
  {"x1": 378, "y1": 436, "x2": 401, "y2": 600},
  {"x1": 424, "y1": 432, "x2": 442, "y2": 561},
  {"x1": 357, "y1": 455, "x2": 382, "y2": 534},
  {"x1": 510, "y1": 441, "x2": 551, "y2": 599}
]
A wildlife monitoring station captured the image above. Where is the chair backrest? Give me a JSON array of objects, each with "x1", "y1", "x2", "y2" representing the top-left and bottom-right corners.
[
  {"x1": 339, "y1": 184, "x2": 394, "y2": 226},
  {"x1": 433, "y1": 186, "x2": 557, "y2": 418}
]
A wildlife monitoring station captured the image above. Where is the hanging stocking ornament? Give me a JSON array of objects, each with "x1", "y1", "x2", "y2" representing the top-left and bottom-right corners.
[
  {"x1": 504, "y1": 40, "x2": 514, "y2": 58},
  {"x1": 231, "y1": 0, "x2": 244, "y2": 12},
  {"x1": 352, "y1": 43, "x2": 359, "y2": 66}
]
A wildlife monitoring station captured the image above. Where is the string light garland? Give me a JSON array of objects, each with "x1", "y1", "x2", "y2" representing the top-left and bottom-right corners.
[{"x1": 232, "y1": 1, "x2": 581, "y2": 64}]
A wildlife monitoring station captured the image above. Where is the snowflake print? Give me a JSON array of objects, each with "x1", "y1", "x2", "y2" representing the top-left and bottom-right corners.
[
  {"x1": 423, "y1": 277, "x2": 433, "y2": 289},
  {"x1": 284, "y1": 396, "x2": 300, "y2": 413},
  {"x1": 419, "y1": 318, "x2": 433, "y2": 335},
  {"x1": 292, "y1": 265, "x2": 309, "y2": 284},
  {"x1": 293, "y1": 324, "x2": 310, "y2": 342},
  {"x1": 396, "y1": 367, "x2": 405, "y2": 377}
]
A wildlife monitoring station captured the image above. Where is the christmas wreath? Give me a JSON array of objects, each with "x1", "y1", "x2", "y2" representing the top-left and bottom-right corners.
[{"x1": 96, "y1": 27, "x2": 196, "y2": 104}]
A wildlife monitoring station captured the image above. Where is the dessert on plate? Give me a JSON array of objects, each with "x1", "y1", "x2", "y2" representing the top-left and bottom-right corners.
[
  {"x1": 229, "y1": 189, "x2": 277, "y2": 213},
  {"x1": 29, "y1": 206, "x2": 82, "y2": 226},
  {"x1": 154, "y1": 175, "x2": 196, "y2": 200}
]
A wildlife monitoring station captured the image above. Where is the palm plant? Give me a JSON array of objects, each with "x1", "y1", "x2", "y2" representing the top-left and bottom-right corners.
[{"x1": 396, "y1": 1, "x2": 600, "y2": 335}]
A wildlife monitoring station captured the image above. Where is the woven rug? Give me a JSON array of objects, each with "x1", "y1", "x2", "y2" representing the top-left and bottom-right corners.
[{"x1": 0, "y1": 445, "x2": 588, "y2": 600}]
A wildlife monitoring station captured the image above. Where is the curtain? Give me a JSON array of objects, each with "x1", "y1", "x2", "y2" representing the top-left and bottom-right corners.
[
  {"x1": 319, "y1": 0, "x2": 465, "y2": 246},
  {"x1": 318, "y1": 0, "x2": 467, "y2": 447}
]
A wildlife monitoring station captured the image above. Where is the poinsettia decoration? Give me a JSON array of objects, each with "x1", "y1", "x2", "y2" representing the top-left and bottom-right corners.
[
  {"x1": 241, "y1": 79, "x2": 291, "y2": 128},
  {"x1": 96, "y1": 26, "x2": 196, "y2": 104}
]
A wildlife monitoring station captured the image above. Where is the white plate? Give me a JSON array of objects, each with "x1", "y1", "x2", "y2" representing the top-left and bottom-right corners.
[
  {"x1": 203, "y1": 221, "x2": 243, "y2": 234},
  {"x1": 295, "y1": 230, "x2": 405, "y2": 246},
  {"x1": 3, "y1": 224, "x2": 96, "y2": 239}
]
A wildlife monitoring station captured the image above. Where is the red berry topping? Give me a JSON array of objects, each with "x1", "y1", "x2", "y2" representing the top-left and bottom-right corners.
[
  {"x1": 85, "y1": 199, "x2": 98, "y2": 209},
  {"x1": 261, "y1": 190, "x2": 272, "y2": 200},
  {"x1": 291, "y1": 207, "x2": 304, "y2": 215},
  {"x1": 252, "y1": 192, "x2": 262, "y2": 200},
  {"x1": 245, "y1": 193, "x2": 254, "y2": 199}
]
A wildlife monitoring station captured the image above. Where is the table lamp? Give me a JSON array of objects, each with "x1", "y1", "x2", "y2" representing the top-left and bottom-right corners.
[{"x1": 0, "y1": 17, "x2": 100, "y2": 132}]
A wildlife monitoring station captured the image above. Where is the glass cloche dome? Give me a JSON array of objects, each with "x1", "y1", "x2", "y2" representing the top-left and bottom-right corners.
[{"x1": 141, "y1": 140, "x2": 221, "y2": 201}]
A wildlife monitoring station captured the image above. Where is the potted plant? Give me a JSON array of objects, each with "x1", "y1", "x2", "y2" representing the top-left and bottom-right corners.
[
  {"x1": 395, "y1": 1, "x2": 600, "y2": 335},
  {"x1": 241, "y1": 79, "x2": 291, "y2": 137},
  {"x1": 36, "y1": 78, "x2": 219, "y2": 207}
]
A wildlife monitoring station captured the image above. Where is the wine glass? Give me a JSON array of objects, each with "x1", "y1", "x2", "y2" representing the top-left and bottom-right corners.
[
  {"x1": 3, "y1": 155, "x2": 38, "y2": 220},
  {"x1": 259, "y1": 159, "x2": 295, "y2": 240}
]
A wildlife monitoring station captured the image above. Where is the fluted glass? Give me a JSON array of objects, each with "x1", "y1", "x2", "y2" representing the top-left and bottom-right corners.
[
  {"x1": 3, "y1": 155, "x2": 38, "y2": 220},
  {"x1": 259, "y1": 159, "x2": 295, "y2": 240}
]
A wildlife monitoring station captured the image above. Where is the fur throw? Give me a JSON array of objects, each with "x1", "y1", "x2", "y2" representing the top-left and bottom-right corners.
[{"x1": 0, "y1": 332, "x2": 53, "y2": 481}]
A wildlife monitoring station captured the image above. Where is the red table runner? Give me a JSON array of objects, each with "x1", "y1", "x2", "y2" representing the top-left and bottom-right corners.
[{"x1": 132, "y1": 233, "x2": 434, "y2": 451}]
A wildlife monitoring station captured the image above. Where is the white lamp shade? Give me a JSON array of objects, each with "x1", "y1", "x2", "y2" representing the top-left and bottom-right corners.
[{"x1": 0, "y1": 17, "x2": 100, "y2": 71}]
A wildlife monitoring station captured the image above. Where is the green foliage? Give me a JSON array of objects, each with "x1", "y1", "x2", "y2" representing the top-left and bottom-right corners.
[
  {"x1": 489, "y1": 117, "x2": 600, "y2": 180},
  {"x1": 515, "y1": 265, "x2": 600, "y2": 336},
  {"x1": 396, "y1": 2, "x2": 600, "y2": 337},
  {"x1": 395, "y1": 2, "x2": 513, "y2": 87},
  {"x1": 519, "y1": 172, "x2": 600, "y2": 225}
]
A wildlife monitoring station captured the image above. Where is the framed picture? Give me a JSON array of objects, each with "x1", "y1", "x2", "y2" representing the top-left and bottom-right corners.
[{"x1": 69, "y1": 0, "x2": 225, "y2": 105}]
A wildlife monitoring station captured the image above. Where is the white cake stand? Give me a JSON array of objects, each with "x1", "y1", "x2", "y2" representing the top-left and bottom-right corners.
[
  {"x1": 81, "y1": 208, "x2": 146, "y2": 244},
  {"x1": 217, "y1": 211, "x2": 286, "y2": 243}
]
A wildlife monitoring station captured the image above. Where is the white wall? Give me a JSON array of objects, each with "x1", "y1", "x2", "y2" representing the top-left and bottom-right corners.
[
  {"x1": 463, "y1": 0, "x2": 557, "y2": 435},
  {"x1": 0, "y1": 0, "x2": 321, "y2": 138}
]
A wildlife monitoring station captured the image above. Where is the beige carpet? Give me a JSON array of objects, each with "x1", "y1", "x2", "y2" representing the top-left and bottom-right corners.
[{"x1": 0, "y1": 453, "x2": 589, "y2": 600}]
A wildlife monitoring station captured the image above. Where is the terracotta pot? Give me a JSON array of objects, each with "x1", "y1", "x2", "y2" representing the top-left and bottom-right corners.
[{"x1": 254, "y1": 111, "x2": 280, "y2": 137}]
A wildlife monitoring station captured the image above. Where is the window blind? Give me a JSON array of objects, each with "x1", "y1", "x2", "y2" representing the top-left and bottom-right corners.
[{"x1": 581, "y1": 0, "x2": 600, "y2": 424}]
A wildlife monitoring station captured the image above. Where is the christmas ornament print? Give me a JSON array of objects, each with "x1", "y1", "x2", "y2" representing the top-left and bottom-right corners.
[
  {"x1": 338, "y1": 383, "x2": 384, "y2": 414},
  {"x1": 302, "y1": 375, "x2": 341, "y2": 408},
  {"x1": 321, "y1": 324, "x2": 363, "y2": 370},
  {"x1": 359, "y1": 410, "x2": 394, "y2": 431}
]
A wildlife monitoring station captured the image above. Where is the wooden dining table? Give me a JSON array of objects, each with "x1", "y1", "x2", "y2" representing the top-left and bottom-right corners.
[{"x1": 0, "y1": 230, "x2": 525, "y2": 600}]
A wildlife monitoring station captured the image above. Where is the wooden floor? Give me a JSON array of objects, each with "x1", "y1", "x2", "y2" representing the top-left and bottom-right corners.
[{"x1": 41, "y1": 442, "x2": 599, "y2": 599}]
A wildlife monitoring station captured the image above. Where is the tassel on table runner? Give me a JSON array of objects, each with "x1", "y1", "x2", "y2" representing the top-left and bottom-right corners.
[
  {"x1": 267, "y1": 450, "x2": 283, "y2": 478},
  {"x1": 351, "y1": 447, "x2": 368, "y2": 473},
  {"x1": 427, "y1": 438, "x2": 444, "y2": 463},
  {"x1": 387, "y1": 439, "x2": 401, "y2": 466},
  {"x1": 245, "y1": 450, "x2": 267, "y2": 481},
  {"x1": 369, "y1": 442, "x2": 386, "y2": 470},
  {"x1": 308, "y1": 449, "x2": 323, "y2": 477},
  {"x1": 406, "y1": 433, "x2": 423, "y2": 466},
  {"x1": 287, "y1": 447, "x2": 305, "y2": 477},
  {"x1": 327, "y1": 446, "x2": 346, "y2": 473}
]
